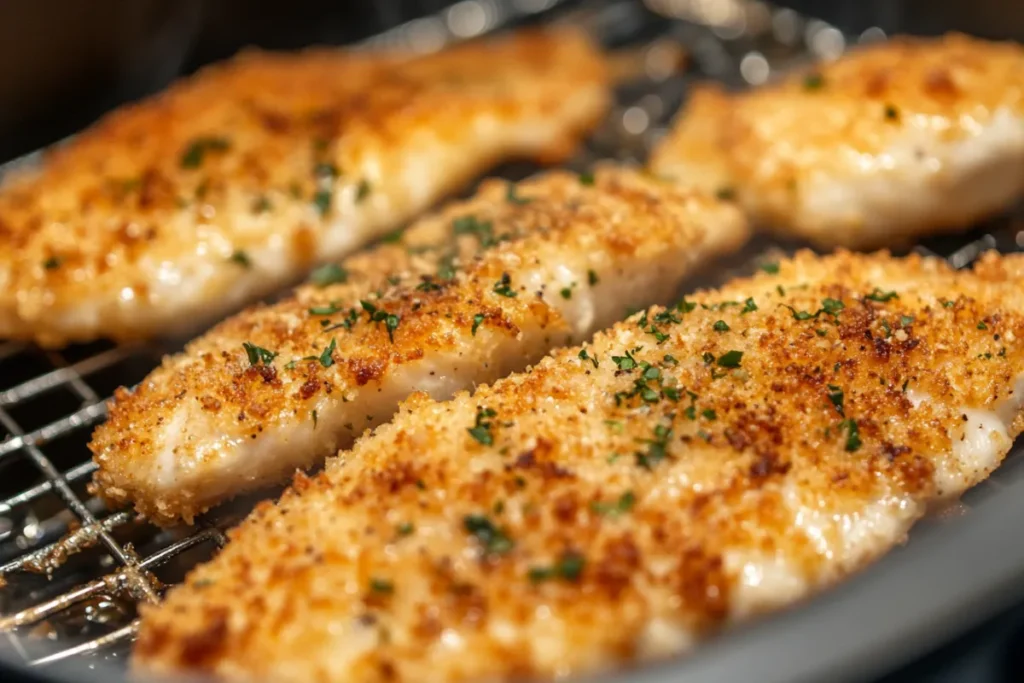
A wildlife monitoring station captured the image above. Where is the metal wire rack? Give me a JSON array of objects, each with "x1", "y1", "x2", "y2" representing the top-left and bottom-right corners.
[{"x1": 1, "y1": 1, "x2": 1023, "y2": 681}]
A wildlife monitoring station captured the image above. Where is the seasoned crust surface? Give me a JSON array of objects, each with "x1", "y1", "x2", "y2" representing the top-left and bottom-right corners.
[
  {"x1": 136, "y1": 250, "x2": 1024, "y2": 682},
  {"x1": 90, "y1": 167, "x2": 748, "y2": 524},
  {"x1": 651, "y1": 33, "x2": 1024, "y2": 247},
  {"x1": 0, "y1": 28, "x2": 609, "y2": 346}
]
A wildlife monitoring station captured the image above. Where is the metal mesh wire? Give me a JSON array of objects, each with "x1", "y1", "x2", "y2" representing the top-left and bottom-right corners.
[{"x1": 0, "y1": 0, "x2": 1021, "y2": 678}]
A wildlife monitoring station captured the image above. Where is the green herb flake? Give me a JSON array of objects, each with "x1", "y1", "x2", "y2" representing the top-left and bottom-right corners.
[
  {"x1": 826, "y1": 384, "x2": 845, "y2": 416},
  {"x1": 900, "y1": 315, "x2": 915, "y2": 327},
  {"x1": 803, "y1": 72, "x2": 825, "y2": 91},
  {"x1": 43, "y1": 256, "x2": 62, "y2": 270},
  {"x1": 463, "y1": 514, "x2": 513, "y2": 555},
  {"x1": 741, "y1": 297, "x2": 758, "y2": 314},
  {"x1": 715, "y1": 186, "x2": 737, "y2": 201},
  {"x1": 635, "y1": 423, "x2": 672, "y2": 469},
  {"x1": 242, "y1": 342, "x2": 277, "y2": 367},
  {"x1": 884, "y1": 104, "x2": 900, "y2": 121},
  {"x1": 467, "y1": 407, "x2": 497, "y2": 446},
  {"x1": 229, "y1": 250, "x2": 252, "y2": 268},
  {"x1": 180, "y1": 136, "x2": 230, "y2": 169},
  {"x1": 612, "y1": 351, "x2": 637, "y2": 371},
  {"x1": 815, "y1": 328, "x2": 828, "y2": 337},
  {"x1": 663, "y1": 354, "x2": 679, "y2": 365},
  {"x1": 493, "y1": 273, "x2": 517, "y2": 298},
  {"x1": 821, "y1": 298, "x2": 845, "y2": 316},
  {"x1": 506, "y1": 182, "x2": 531, "y2": 205},
  {"x1": 760, "y1": 262, "x2": 780, "y2": 275},
  {"x1": 578, "y1": 348, "x2": 599, "y2": 368},
  {"x1": 472, "y1": 313, "x2": 486, "y2": 336},
  {"x1": 252, "y1": 195, "x2": 272, "y2": 213},
  {"x1": 701, "y1": 408, "x2": 717, "y2": 421},
  {"x1": 588, "y1": 269, "x2": 599, "y2": 286},
  {"x1": 713, "y1": 320, "x2": 730, "y2": 332},
  {"x1": 318, "y1": 338, "x2": 337, "y2": 368},
  {"x1": 369, "y1": 578, "x2": 394, "y2": 595},
  {"x1": 356, "y1": 179, "x2": 371, "y2": 203},
  {"x1": 865, "y1": 288, "x2": 899, "y2": 303},
  {"x1": 312, "y1": 189, "x2": 332, "y2": 216},
  {"x1": 560, "y1": 286, "x2": 573, "y2": 300},
  {"x1": 396, "y1": 522, "x2": 415, "y2": 537},
  {"x1": 578, "y1": 171, "x2": 595, "y2": 186},
  {"x1": 310, "y1": 263, "x2": 348, "y2": 287},
  {"x1": 942, "y1": 299, "x2": 956, "y2": 308},
  {"x1": 840, "y1": 418, "x2": 862, "y2": 452},
  {"x1": 978, "y1": 321, "x2": 989, "y2": 330},
  {"x1": 590, "y1": 491, "x2": 636, "y2": 517},
  {"x1": 716, "y1": 350, "x2": 743, "y2": 368},
  {"x1": 312, "y1": 409, "x2": 318, "y2": 429}
]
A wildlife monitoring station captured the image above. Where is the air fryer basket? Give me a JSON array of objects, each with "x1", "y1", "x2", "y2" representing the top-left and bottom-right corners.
[{"x1": 2, "y1": 1, "x2": 1023, "y2": 682}]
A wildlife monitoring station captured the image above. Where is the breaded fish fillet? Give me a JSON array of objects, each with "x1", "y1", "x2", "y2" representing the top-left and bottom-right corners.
[
  {"x1": 135, "y1": 249, "x2": 1024, "y2": 682},
  {"x1": 89, "y1": 167, "x2": 748, "y2": 524},
  {"x1": 651, "y1": 34, "x2": 1024, "y2": 248},
  {"x1": 0, "y1": 28, "x2": 609, "y2": 347}
]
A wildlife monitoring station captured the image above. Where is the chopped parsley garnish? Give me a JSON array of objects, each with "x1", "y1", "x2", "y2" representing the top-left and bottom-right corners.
[
  {"x1": 416, "y1": 278, "x2": 443, "y2": 292},
  {"x1": 715, "y1": 186, "x2": 737, "y2": 201},
  {"x1": 578, "y1": 348, "x2": 599, "y2": 368},
  {"x1": 741, "y1": 297, "x2": 758, "y2": 314},
  {"x1": 884, "y1": 104, "x2": 900, "y2": 121},
  {"x1": 381, "y1": 229, "x2": 404, "y2": 244},
  {"x1": 578, "y1": 171, "x2": 595, "y2": 186},
  {"x1": 636, "y1": 423, "x2": 672, "y2": 469},
  {"x1": 678, "y1": 297, "x2": 697, "y2": 314},
  {"x1": 560, "y1": 286, "x2": 573, "y2": 300},
  {"x1": 588, "y1": 269, "x2": 599, "y2": 286},
  {"x1": 760, "y1": 262, "x2": 780, "y2": 274},
  {"x1": 900, "y1": 315, "x2": 915, "y2": 327},
  {"x1": 978, "y1": 321, "x2": 989, "y2": 330},
  {"x1": 43, "y1": 256, "x2": 62, "y2": 270},
  {"x1": 528, "y1": 551, "x2": 585, "y2": 583},
  {"x1": 702, "y1": 352, "x2": 715, "y2": 365},
  {"x1": 180, "y1": 136, "x2": 230, "y2": 169},
  {"x1": 310, "y1": 263, "x2": 348, "y2": 287},
  {"x1": 827, "y1": 384, "x2": 845, "y2": 416},
  {"x1": 313, "y1": 162, "x2": 338, "y2": 180},
  {"x1": 312, "y1": 189, "x2": 332, "y2": 216},
  {"x1": 816, "y1": 328, "x2": 828, "y2": 337},
  {"x1": 942, "y1": 299, "x2": 956, "y2": 308},
  {"x1": 229, "y1": 250, "x2": 251, "y2": 268},
  {"x1": 453, "y1": 215, "x2": 498, "y2": 247},
  {"x1": 605, "y1": 419, "x2": 624, "y2": 433},
  {"x1": 612, "y1": 350, "x2": 638, "y2": 371},
  {"x1": 437, "y1": 254, "x2": 457, "y2": 281},
  {"x1": 369, "y1": 578, "x2": 394, "y2": 594},
  {"x1": 467, "y1": 407, "x2": 497, "y2": 446},
  {"x1": 396, "y1": 522, "x2": 415, "y2": 537},
  {"x1": 360, "y1": 301, "x2": 400, "y2": 341},
  {"x1": 318, "y1": 338, "x2": 337, "y2": 368},
  {"x1": 591, "y1": 491, "x2": 636, "y2": 517},
  {"x1": 308, "y1": 302, "x2": 343, "y2": 316},
  {"x1": 880, "y1": 319, "x2": 892, "y2": 338},
  {"x1": 865, "y1": 288, "x2": 899, "y2": 303},
  {"x1": 839, "y1": 418, "x2": 861, "y2": 452},
  {"x1": 472, "y1": 313, "x2": 485, "y2": 336},
  {"x1": 492, "y1": 273, "x2": 517, "y2": 298},
  {"x1": 663, "y1": 354, "x2": 678, "y2": 365},
  {"x1": 716, "y1": 350, "x2": 743, "y2": 368},
  {"x1": 506, "y1": 182, "x2": 531, "y2": 205},
  {"x1": 803, "y1": 72, "x2": 825, "y2": 91},
  {"x1": 252, "y1": 195, "x2": 272, "y2": 213},
  {"x1": 713, "y1": 320, "x2": 730, "y2": 332},
  {"x1": 356, "y1": 179, "x2": 371, "y2": 203},
  {"x1": 463, "y1": 514, "x2": 513, "y2": 555},
  {"x1": 702, "y1": 408, "x2": 717, "y2": 421},
  {"x1": 821, "y1": 298, "x2": 845, "y2": 316},
  {"x1": 312, "y1": 409, "x2": 318, "y2": 428},
  {"x1": 242, "y1": 342, "x2": 277, "y2": 366}
]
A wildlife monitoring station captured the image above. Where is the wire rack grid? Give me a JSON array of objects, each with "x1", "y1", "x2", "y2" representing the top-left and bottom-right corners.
[{"x1": 0, "y1": 1, "x2": 1022, "y2": 681}]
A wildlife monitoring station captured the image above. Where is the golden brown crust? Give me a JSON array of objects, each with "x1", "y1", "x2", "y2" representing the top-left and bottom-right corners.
[
  {"x1": 90, "y1": 166, "x2": 748, "y2": 524},
  {"x1": 651, "y1": 33, "x2": 1024, "y2": 247},
  {"x1": 0, "y1": 28, "x2": 609, "y2": 346},
  {"x1": 135, "y1": 250, "x2": 1024, "y2": 682}
]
